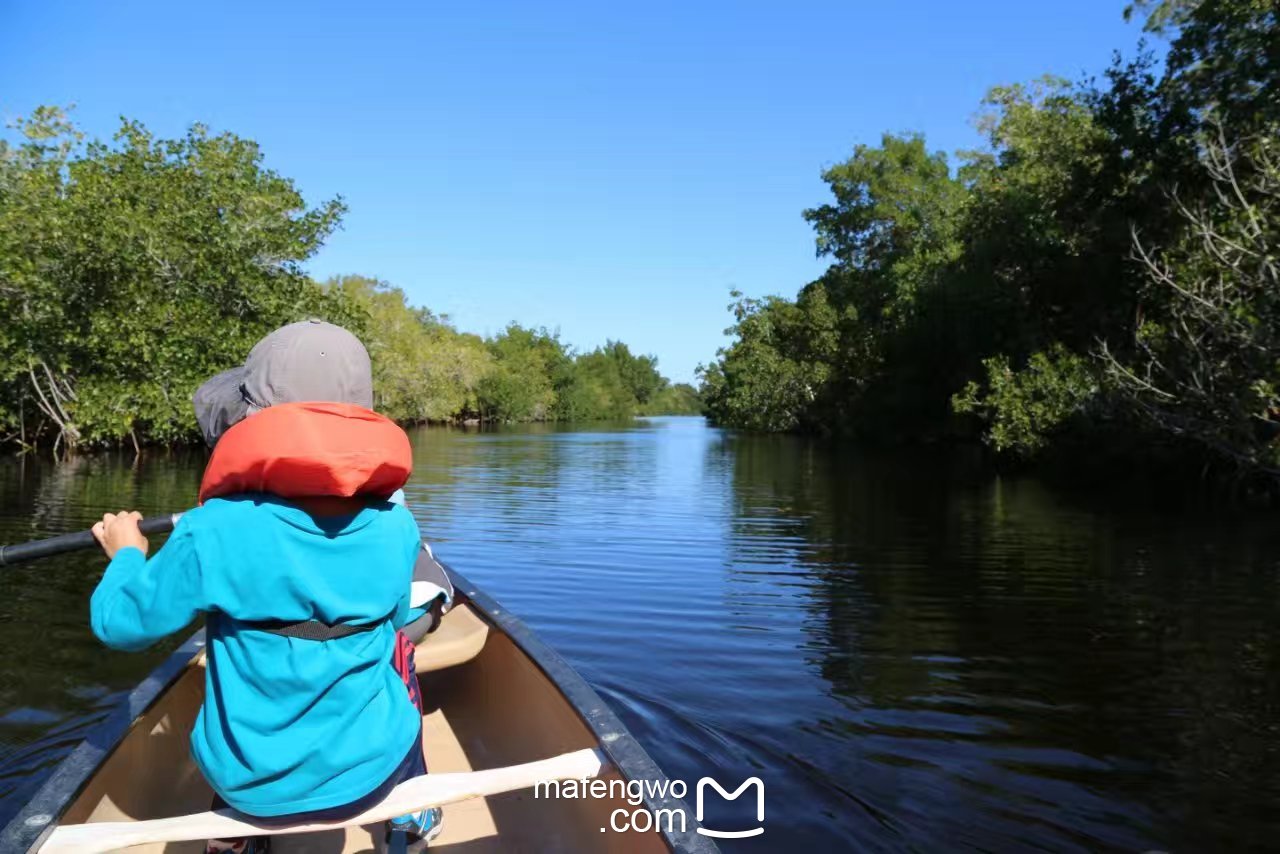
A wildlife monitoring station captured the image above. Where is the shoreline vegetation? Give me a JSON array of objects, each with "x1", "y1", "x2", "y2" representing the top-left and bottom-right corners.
[
  {"x1": 0, "y1": 114, "x2": 699, "y2": 453},
  {"x1": 4, "y1": 0, "x2": 1276, "y2": 499},
  {"x1": 697, "y1": 0, "x2": 1280, "y2": 490}
]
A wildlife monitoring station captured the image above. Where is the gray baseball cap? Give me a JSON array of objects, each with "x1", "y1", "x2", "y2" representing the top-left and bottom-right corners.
[{"x1": 193, "y1": 319, "x2": 374, "y2": 445}]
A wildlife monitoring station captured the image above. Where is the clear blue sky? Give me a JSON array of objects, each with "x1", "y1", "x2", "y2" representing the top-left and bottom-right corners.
[{"x1": 1, "y1": 1, "x2": 1153, "y2": 382}]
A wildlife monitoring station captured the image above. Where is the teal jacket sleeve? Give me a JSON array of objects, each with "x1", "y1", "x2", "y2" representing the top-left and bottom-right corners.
[{"x1": 90, "y1": 523, "x2": 204, "y2": 652}]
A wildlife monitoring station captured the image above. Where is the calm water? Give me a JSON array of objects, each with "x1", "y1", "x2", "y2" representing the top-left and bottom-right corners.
[{"x1": 2, "y1": 417, "x2": 1280, "y2": 851}]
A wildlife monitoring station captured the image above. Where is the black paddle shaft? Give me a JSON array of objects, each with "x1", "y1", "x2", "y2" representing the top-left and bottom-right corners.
[{"x1": 0, "y1": 514, "x2": 180, "y2": 567}]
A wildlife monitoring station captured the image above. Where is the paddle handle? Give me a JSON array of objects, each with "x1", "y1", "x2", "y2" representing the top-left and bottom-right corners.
[
  {"x1": 0, "y1": 514, "x2": 181, "y2": 567},
  {"x1": 40, "y1": 747, "x2": 607, "y2": 853}
]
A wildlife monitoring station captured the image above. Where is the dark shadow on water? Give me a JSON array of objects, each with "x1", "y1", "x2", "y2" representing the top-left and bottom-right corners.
[{"x1": 716, "y1": 431, "x2": 1280, "y2": 851}]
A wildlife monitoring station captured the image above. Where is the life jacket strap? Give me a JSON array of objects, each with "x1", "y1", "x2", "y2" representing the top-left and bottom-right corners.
[{"x1": 247, "y1": 618, "x2": 381, "y2": 641}]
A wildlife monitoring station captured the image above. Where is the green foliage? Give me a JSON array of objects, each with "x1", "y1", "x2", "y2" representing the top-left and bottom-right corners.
[
  {"x1": 699, "y1": 287, "x2": 839, "y2": 433},
  {"x1": 476, "y1": 328, "x2": 677, "y2": 423},
  {"x1": 702, "y1": 4, "x2": 1280, "y2": 482},
  {"x1": 599, "y1": 340, "x2": 665, "y2": 406},
  {"x1": 1133, "y1": 0, "x2": 1280, "y2": 132},
  {"x1": 953, "y1": 345, "x2": 1098, "y2": 456},
  {"x1": 1101, "y1": 126, "x2": 1280, "y2": 472},
  {"x1": 640, "y1": 383, "x2": 702, "y2": 416},
  {"x1": 803, "y1": 133, "x2": 964, "y2": 336},
  {"x1": 557, "y1": 348, "x2": 636, "y2": 421},
  {"x1": 321, "y1": 275, "x2": 492, "y2": 422},
  {"x1": 0, "y1": 110, "x2": 685, "y2": 449},
  {"x1": 476, "y1": 324, "x2": 562, "y2": 422},
  {"x1": 0, "y1": 108, "x2": 350, "y2": 450},
  {"x1": 805, "y1": 133, "x2": 964, "y2": 276},
  {"x1": 958, "y1": 76, "x2": 1145, "y2": 359}
]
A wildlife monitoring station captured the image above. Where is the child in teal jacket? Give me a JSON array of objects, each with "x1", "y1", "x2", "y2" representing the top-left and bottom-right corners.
[
  {"x1": 92, "y1": 496, "x2": 423, "y2": 817},
  {"x1": 91, "y1": 322, "x2": 441, "y2": 852}
]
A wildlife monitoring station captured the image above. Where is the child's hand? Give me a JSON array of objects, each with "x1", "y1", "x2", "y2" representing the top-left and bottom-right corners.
[{"x1": 92, "y1": 511, "x2": 150, "y2": 559}]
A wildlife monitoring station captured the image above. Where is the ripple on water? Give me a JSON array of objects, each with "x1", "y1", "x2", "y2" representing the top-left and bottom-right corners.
[{"x1": 2, "y1": 420, "x2": 1280, "y2": 850}]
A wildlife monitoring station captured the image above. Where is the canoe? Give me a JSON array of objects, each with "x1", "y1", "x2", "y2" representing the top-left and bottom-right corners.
[{"x1": 0, "y1": 563, "x2": 718, "y2": 853}]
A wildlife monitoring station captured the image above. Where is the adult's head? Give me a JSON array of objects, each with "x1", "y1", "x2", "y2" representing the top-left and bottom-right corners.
[{"x1": 193, "y1": 319, "x2": 373, "y2": 446}]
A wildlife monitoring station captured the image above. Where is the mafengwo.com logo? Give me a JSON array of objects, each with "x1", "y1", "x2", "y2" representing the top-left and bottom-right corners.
[
  {"x1": 696, "y1": 776, "x2": 765, "y2": 838},
  {"x1": 533, "y1": 774, "x2": 765, "y2": 838}
]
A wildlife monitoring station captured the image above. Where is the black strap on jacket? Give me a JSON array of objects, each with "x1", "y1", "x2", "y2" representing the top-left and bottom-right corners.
[
  {"x1": 251, "y1": 618, "x2": 381, "y2": 641},
  {"x1": 207, "y1": 610, "x2": 391, "y2": 642}
]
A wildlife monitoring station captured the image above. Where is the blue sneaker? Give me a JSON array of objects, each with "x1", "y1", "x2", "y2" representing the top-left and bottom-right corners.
[{"x1": 387, "y1": 806, "x2": 443, "y2": 848}]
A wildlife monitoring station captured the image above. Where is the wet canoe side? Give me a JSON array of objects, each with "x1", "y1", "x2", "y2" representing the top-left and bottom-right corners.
[{"x1": 0, "y1": 564, "x2": 716, "y2": 853}]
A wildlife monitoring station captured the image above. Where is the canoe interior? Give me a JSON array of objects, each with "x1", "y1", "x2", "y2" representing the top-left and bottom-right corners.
[{"x1": 55, "y1": 603, "x2": 667, "y2": 852}]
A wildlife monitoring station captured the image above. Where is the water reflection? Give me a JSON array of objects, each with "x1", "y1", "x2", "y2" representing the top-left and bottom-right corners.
[
  {"x1": 1, "y1": 420, "x2": 1279, "y2": 850},
  {"x1": 719, "y1": 433, "x2": 1280, "y2": 850},
  {"x1": 0, "y1": 451, "x2": 203, "y2": 819}
]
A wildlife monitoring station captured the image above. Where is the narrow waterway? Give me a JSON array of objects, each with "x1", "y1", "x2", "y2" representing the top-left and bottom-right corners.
[{"x1": 2, "y1": 417, "x2": 1279, "y2": 850}]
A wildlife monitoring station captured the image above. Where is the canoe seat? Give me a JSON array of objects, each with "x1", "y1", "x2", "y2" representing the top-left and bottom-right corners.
[{"x1": 415, "y1": 603, "x2": 489, "y2": 672}]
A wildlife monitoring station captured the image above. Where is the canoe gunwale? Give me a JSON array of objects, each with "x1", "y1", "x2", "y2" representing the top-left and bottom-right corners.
[
  {"x1": 1, "y1": 630, "x2": 209, "y2": 853},
  {"x1": 442, "y1": 563, "x2": 718, "y2": 854},
  {"x1": 2, "y1": 564, "x2": 719, "y2": 854}
]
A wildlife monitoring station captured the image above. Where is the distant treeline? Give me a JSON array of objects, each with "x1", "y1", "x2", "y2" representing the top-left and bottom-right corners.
[
  {"x1": 699, "y1": 0, "x2": 1280, "y2": 482},
  {"x1": 325, "y1": 274, "x2": 701, "y2": 426},
  {"x1": 0, "y1": 113, "x2": 698, "y2": 451}
]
